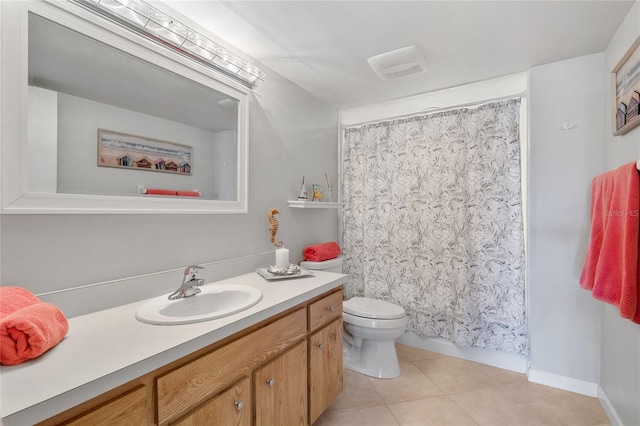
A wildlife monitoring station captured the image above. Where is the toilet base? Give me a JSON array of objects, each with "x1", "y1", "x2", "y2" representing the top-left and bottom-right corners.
[{"x1": 343, "y1": 339, "x2": 401, "y2": 379}]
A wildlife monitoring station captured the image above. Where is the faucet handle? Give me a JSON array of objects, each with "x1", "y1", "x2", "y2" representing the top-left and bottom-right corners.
[{"x1": 184, "y1": 265, "x2": 204, "y2": 276}]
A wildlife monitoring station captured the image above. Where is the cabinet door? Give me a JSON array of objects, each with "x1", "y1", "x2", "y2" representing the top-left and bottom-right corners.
[
  {"x1": 171, "y1": 377, "x2": 250, "y2": 426},
  {"x1": 254, "y1": 340, "x2": 307, "y2": 426},
  {"x1": 309, "y1": 318, "x2": 343, "y2": 424}
]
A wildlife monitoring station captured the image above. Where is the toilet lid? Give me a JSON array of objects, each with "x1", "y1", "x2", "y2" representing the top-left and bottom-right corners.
[{"x1": 343, "y1": 297, "x2": 405, "y2": 320}]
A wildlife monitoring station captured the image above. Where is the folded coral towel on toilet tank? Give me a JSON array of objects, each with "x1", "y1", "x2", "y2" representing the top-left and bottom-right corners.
[
  {"x1": 0, "y1": 286, "x2": 69, "y2": 366},
  {"x1": 303, "y1": 242, "x2": 341, "y2": 262}
]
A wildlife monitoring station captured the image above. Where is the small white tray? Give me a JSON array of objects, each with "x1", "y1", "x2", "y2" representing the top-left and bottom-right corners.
[{"x1": 256, "y1": 268, "x2": 314, "y2": 281}]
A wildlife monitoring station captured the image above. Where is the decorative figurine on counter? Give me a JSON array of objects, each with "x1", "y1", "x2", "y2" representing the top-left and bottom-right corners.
[
  {"x1": 312, "y1": 184, "x2": 323, "y2": 201},
  {"x1": 267, "y1": 207, "x2": 298, "y2": 274},
  {"x1": 268, "y1": 207, "x2": 283, "y2": 248}
]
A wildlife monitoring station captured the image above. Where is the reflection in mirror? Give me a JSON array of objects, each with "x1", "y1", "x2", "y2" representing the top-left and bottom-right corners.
[{"x1": 28, "y1": 13, "x2": 239, "y2": 201}]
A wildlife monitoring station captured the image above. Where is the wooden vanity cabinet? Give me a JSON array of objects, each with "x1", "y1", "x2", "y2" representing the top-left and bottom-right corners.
[{"x1": 37, "y1": 288, "x2": 343, "y2": 426}]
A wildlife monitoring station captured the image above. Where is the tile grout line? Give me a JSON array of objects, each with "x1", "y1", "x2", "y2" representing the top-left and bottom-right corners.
[
  {"x1": 399, "y1": 348, "x2": 499, "y2": 426},
  {"x1": 408, "y1": 358, "x2": 482, "y2": 425}
]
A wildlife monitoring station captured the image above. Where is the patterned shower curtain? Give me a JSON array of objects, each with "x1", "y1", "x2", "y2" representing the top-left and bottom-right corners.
[{"x1": 341, "y1": 99, "x2": 527, "y2": 355}]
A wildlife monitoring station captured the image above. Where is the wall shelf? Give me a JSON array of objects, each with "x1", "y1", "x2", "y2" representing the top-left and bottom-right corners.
[{"x1": 288, "y1": 200, "x2": 341, "y2": 209}]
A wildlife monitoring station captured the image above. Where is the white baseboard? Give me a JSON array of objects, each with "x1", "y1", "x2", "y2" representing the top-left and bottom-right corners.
[
  {"x1": 527, "y1": 368, "x2": 599, "y2": 397},
  {"x1": 598, "y1": 386, "x2": 623, "y2": 426},
  {"x1": 397, "y1": 332, "x2": 527, "y2": 373}
]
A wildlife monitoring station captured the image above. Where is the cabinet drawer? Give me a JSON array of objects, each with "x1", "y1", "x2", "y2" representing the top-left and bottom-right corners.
[
  {"x1": 63, "y1": 385, "x2": 147, "y2": 426},
  {"x1": 308, "y1": 289, "x2": 343, "y2": 332},
  {"x1": 156, "y1": 308, "x2": 307, "y2": 425}
]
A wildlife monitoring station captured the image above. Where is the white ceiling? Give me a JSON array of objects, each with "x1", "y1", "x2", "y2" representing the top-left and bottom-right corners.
[{"x1": 164, "y1": 0, "x2": 635, "y2": 108}]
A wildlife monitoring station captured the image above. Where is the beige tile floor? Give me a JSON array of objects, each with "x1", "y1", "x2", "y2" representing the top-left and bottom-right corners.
[{"x1": 314, "y1": 344, "x2": 610, "y2": 426}]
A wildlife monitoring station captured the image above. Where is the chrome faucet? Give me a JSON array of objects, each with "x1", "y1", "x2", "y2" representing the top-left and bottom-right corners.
[{"x1": 168, "y1": 265, "x2": 205, "y2": 300}]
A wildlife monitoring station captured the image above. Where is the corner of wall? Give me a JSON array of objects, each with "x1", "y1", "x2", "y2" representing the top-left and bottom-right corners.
[
  {"x1": 598, "y1": 385, "x2": 625, "y2": 426},
  {"x1": 598, "y1": 3, "x2": 640, "y2": 425},
  {"x1": 527, "y1": 369, "x2": 599, "y2": 397}
]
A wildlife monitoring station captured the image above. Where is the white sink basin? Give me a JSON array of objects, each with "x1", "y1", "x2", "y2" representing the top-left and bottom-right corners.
[{"x1": 136, "y1": 284, "x2": 263, "y2": 325}]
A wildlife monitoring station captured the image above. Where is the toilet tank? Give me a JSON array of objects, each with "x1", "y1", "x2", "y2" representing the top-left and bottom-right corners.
[{"x1": 300, "y1": 256, "x2": 343, "y2": 273}]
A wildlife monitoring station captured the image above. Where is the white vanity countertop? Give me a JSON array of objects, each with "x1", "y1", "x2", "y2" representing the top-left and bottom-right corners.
[{"x1": 0, "y1": 270, "x2": 347, "y2": 426}]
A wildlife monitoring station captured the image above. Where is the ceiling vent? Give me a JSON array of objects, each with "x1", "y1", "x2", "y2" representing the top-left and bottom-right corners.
[{"x1": 367, "y1": 45, "x2": 428, "y2": 80}]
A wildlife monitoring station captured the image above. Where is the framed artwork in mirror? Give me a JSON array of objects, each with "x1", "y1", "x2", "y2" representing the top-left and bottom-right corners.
[
  {"x1": 612, "y1": 36, "x2": 640, "y2": 136},
  {"x1": 98, "y1": 129, "x2": 193, "y2": 175}
]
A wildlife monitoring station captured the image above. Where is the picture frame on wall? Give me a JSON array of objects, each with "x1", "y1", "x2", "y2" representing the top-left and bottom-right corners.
[
  {"x1": 97, "y1": 129, "x2": 193, "y2": 175},
  {"x1": 612, "y1": 36, "x2": 640, "y2": 136}
]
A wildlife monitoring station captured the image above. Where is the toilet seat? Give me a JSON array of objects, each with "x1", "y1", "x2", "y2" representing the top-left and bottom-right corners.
[
  {"x1": 343, "y1": 297, "x2": 405, "y2": 320},
  {"x1": 343, "y1": 311, "x2": 407, "y2": 329}
]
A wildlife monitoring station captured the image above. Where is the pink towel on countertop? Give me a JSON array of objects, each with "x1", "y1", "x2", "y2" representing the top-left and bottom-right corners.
[
  {"x1": 580, "y1": 162, "x2": 640, "y2": 323},
  {"x1": 0, "y1": 286, "x2": 69, "y2": 366},
  {"x1": 303, "y1": 242, "x2": 341, "y2": 262}
]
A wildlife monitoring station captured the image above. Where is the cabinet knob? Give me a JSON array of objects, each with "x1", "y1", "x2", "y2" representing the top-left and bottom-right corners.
[
  {"x1": 266, "y1": 378, "x2": 276, "y2": 388},
  {"x1": 317, "y1": 342, "x2": 325, "y2": 350},
  {"x1": 234, "y1": 400, "x2": 245, "y2": 411},
  {"x1": 327, "y1": 306, "x2": 335, "y2": 313}
]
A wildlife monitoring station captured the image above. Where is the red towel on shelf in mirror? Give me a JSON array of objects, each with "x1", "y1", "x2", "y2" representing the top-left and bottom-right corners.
[
  {"x1": 145, "y1": 188, "x2": 176, "y2": 196},
  {"x1": 146, "y1": 189, "x2": 201, "y2": 197},
  {"x1": 303, "y1": 242, "x2": 341, "y2": 262},
  {"x1": 580, "y1": 162, "x2": 640, "y2": 323},
  {"x1": 176, "y1": 191, "x2": 201, "y2": 197},
  {"x1": 0, "y1": 286, "x2": 69, "y2": 365}
]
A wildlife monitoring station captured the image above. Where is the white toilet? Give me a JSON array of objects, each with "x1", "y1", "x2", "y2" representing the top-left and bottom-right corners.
[{"x1": 300, "y1": 256, "x2": 407, "y2": 379}]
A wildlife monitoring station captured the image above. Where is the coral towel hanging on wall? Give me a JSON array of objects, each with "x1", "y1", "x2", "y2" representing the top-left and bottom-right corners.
[{"x1": 580, "y1": 161, "x2": 640, "y2": 323}]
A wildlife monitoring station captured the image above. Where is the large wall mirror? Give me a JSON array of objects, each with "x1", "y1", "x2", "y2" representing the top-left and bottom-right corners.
[{"x1": 1, "y1": 1, "x2": 249, "y2": 213}]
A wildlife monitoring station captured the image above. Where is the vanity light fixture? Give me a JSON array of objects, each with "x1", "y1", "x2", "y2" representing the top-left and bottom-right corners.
[{"x1": 71, "y1": 0, "x2": 266, "y2": 88}]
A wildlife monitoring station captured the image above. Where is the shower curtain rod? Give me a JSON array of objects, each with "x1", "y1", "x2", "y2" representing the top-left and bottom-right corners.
[{"x1": 342, "y1": 91, "x2": 527, "y2": 129}]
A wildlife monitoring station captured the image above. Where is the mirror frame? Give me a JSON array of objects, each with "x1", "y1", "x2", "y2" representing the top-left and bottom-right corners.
[{"x1": 0, "y1": 0, "x2": 250, "y2": 214}]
